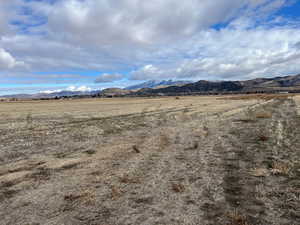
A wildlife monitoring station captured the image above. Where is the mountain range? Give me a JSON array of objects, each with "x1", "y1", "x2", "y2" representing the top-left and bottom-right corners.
[
  {"x1": 2, "y1": 75, "x2": 300, "y2": 99},
  {"x1": 124, "y1": 80, "x2": 192, "y2": 90},
  {"x1": 1, "y1": 90, "x2": 99, "y2": 99},
  {"x1": 134, "y1": 74, "x2": 300, "y2": 95}
]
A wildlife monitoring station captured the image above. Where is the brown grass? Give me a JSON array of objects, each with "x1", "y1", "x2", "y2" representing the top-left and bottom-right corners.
[
  {"x1": 119, "y1": 175, "x2": 141, "y2": 184},
  {"x1": 171, "y1": 183, "x2": 185, "y2": 193},
  {"x1": 220, "y1": 94, "x2": 295, "y2": 101},
  {"x1": 64, "y1": 189, "x2": 95, "y2": 206},
  {"x1": 1, "y1": 95, "x2": 298, "y2": 224},
  {"x1": 255, "y1": 112, "x2": 272, "y2": 119},
  {"x1": 250, "y1": 168, "x2": 268, "y2": 177},
  {"x1": 270, "y1": 162, "x2": 291, "y2": 176},
  {"x1": 226, "y1": 210, "x2": 250, "y2": 225},
  {"x1": 111, "y1": 186, "x2": 122, "y2": 200},
  {"x1": 159, "y1": 133, "x2": 170, "y2": 151}
]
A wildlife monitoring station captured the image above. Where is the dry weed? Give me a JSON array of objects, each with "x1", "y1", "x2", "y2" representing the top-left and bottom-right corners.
[
  {"x1": 64, "y1": 189, "x2": 95, "y2": 206},
  {"x1": 119, "y1": 175, "x2": 141, "y2": 184},
  {"x1": 171, "y1": 183, "x2": 185, "y2": 193},
  {"x1": 111, "y1": 185, "x2": 122, "y2": 200},
  {"x1": 220, "y1": 94, "x2": 293, "y2": 101},
  {"x1": 159, "y1": 133, "x2": 170, "y2": 151},
  {"x1": 270, "y1": 162, "x2": 291, "y2": 176},
  {"x1": 226, "y1": 210, "x2": 250, "y2": 225}
]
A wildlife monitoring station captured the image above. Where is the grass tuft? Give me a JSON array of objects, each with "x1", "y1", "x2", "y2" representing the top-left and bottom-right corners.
[
  {"x1": 171, "y1": 183, "x2": 185, "y2": 193},
  {"x1": 250, "y1": 168, "x2": 268, "y2": 177},
  {"x1": 226, "y1": 210, "x2": 250, "y2": 225},
  {"x1": 119, "y1": 175, "x2": 141, "y2": 184},
  {"x1": 270, "y1": 162, "x2": 291, "y2": 176},
  {"x1": 111, "y1": 186, "x2": 122, "y2": 200}
]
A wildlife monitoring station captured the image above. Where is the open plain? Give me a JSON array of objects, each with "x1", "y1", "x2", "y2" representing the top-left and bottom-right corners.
[{"x1": 0, "y1": 95, "x2": 300, "y2": 225}]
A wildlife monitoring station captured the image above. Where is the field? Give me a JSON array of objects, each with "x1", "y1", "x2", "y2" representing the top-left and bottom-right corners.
[{"x1": 0, "y1": 95, "x2": 300, "y2": 225}]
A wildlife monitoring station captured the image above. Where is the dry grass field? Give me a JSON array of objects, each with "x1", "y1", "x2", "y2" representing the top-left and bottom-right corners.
[{"x1": 0, "y1": 95, "x2": 299, "y2": 225}]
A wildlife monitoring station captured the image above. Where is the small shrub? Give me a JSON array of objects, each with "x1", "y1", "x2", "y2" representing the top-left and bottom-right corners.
[
  {"x1": 271, "y1": 162, "x2": 290, "y2": 176},
  {"x1": 159, "y1": 134, "x2": 170, "y2": 151},
  {"x1": 171, "y1": 183, "x2": 185, "y2": 193},
  {"x1": 226, "y1": 211, "x2": 249, "y2": 225},
  {"x1": 26, "y1": 112, "x2": 34, "y2": 129},
  {"x1": 64, "y1": 189, "x2": 95, "y2": 206},
  {"x1": 111, "y1": 186, "x2": 122, "y2": 200}
]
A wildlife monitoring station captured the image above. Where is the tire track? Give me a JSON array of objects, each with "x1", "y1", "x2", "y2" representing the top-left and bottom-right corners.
[{"x1": 204, "y1": 98, "x2": 300, "y2": 225}]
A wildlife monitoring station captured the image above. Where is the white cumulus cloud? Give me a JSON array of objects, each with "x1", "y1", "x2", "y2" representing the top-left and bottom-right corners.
[
  {"x1": 40, "y1": 85, "x2": 92, "y2": 94},
  {"x1": 0, "y1": 0, "x2": 299, "y2": 86},
  {"x1": 0, "y1": 48, "x2": 26, "y2": 69},
  {"x1": 67, "y1": 85, "x2": 92, "y2": 92},
  {"x1": 129, "y1": 19, "x2": 300, "y2": 81}
]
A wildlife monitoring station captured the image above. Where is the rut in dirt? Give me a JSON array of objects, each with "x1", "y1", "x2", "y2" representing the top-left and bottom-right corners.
[{"x1": 205, "y1": 98, "x2": 300, "y2": 225}]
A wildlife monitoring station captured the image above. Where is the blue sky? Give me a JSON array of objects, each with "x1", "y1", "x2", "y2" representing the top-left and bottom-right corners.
[{"x1": 1, "y1": 0, "x2": 300, "y2": 95}]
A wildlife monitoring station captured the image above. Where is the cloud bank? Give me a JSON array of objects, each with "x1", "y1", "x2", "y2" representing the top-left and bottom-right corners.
[
  {"x1": 0, "y1": 0, "x2": 299, "y2": 90},
  {"x1": 40, "y1": 85, "x2": 92, "y2": 94}
]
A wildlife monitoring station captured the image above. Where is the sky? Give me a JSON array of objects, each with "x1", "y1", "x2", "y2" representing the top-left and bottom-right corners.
[{"x1": 1, "y1": 0, "x2": 300, "y2": 95}]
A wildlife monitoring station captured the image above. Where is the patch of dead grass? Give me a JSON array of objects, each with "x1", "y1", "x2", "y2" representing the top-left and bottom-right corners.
[
  {"x1": 226, "y1": 210, "x2": 250, "y2": 225},
  {"x1": 159, "y1": 133, "x2": 170, "y2": 151},
  {"x1": 119, "y1": 175, "x2": 141, "y2": 184},
  {"x1": 111, "y1": 185, "x2": 122, "y2": 200},
  {"x1": 250, "y1": 168, "x2": 269, "y2": 177},
  {"x1": 270, "y1": 162, "x2": 291, "y2": 176},
  {"x1": 255, "y1": 112, "x2": 272, "y2": 119},
  {"x1": 171, "y1": 183, "x2": 185, "y2": 193},
  {"x1": 64, "y1": 189, "x2": 95, "y2": 206},
  {"x1": 220, "y1": 94, "x2": 294, "y2": 101}
]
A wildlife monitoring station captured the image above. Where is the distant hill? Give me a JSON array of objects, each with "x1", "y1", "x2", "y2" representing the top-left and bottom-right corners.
[
  {"x1": 241, "y1": 74, "x2": 300, "y2": 88},
  {"x1": 135, "y1": 74, "x2": 300, "y2": 95},
  {"x1": 99, "y1": 88, "x2": 131, "y2": 96},
  {"x1": 125, "y1": 80, "x2": 192, "y2": 90},
  {"x1": 3, "y1": 74, "x2": 300, "y2": 99},
  {"x1": 137, "y1": 80, "x2": 243, "y2": 95},
  {"x1": 2, "y1": 90, "x2": 100, "y2": 99}
]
